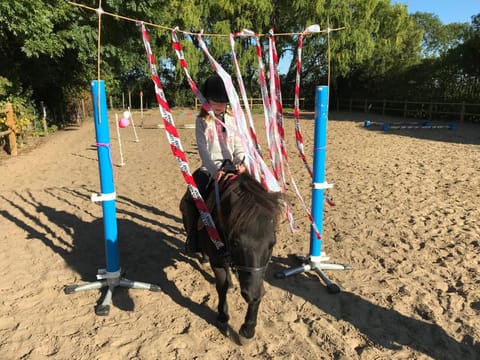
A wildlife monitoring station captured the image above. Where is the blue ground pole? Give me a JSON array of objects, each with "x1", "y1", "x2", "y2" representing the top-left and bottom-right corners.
[
  {"x1": 275, "y1": 85, "x2": 350, "y2": 292},
  {"x1": 91, "y1": 80, "x2": 120, "y2": 274},
  {"x1": 310, "y1": 85, "x2": 329, "y2": 259}
]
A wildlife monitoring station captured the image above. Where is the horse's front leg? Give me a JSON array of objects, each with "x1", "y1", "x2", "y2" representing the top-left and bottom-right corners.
[
  {"x1": 212, "y1": 266, "x2": 230, "y2": 334},
  {"x1": 239, "y1": 299, "x2": 261, "y2": 343}
]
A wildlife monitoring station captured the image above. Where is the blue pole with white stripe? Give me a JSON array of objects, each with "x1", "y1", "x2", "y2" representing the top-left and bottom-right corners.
[
  {"x1": 91, "y1": 80, "x2": 120, "y2": 274},
  {"x1": 310, "y1": 85, "x2": 329, "y2": 258}
]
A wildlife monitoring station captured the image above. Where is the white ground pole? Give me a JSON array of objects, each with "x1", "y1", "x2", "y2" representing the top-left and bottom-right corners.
[
  {"x1": 127, "y1": 106, "x2": 140, "y2": 142},
  {"x1": 114, "y1": 113, "x2": 126, "y2": 166}
]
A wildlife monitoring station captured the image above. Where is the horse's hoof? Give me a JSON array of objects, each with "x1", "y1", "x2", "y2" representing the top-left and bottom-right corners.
[
  {"x1": 217, "y1": 320, "x2": 230, "y2": 337},
  {"x1": 238, "y1": 334, "x2": 254, "y2": 346}
]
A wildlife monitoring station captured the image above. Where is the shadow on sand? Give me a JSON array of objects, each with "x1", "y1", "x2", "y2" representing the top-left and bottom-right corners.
[
  {"x1": 0, "y1": 188, "x2": 222, "y2": 330},
  {"x1": 267, "y1": 256, "x2": 479, "y2": 359}
]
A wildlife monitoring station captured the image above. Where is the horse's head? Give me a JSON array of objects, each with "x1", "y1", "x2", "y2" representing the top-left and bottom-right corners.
[
  {"x1": 197, "y1": 171, "x2": 283, "y2": 341},
  {"x1": 218, "y1": 173, "x2": 283, "y2": 303}
]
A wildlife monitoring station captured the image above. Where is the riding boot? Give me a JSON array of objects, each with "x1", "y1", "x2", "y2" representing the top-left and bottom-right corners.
[{"x1": 180, "y1": 192, "x2": 200, "y2": 254}]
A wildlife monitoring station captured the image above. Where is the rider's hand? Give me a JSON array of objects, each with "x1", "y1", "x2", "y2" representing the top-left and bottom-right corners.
[{"x1": 215, "y1": 169, "x2": 225, "y2": 181}]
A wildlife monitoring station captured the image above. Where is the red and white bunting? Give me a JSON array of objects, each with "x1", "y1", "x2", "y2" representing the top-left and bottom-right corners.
[
  {"x1": 174, "y1": 29, "x2": 280, "y2": 193},
  {"x1": 140, "y1": 23, "x2": 224, "y2": 250},
  {"x1": 294, "y1": 25, "x2": 320, "y2": 177},
  {"x1": 230, "y1": 32, "x2": 262, "y2": 157}
]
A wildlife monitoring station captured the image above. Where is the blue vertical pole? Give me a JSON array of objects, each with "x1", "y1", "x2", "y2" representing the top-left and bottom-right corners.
[
  {"x1": 91, "y1": 80, "x2": 120, "y2": 273},
  {"x1": 310, "y1": 86, "x2": 329, "y2": 259}
]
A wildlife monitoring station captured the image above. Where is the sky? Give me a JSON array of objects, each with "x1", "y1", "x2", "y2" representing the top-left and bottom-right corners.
[
  {"x1": 392, "y1": 0, "x2": 479, "y2": 24},
  {"x1": 278, "y1": 1, "x2": 479, "y2": 73}
]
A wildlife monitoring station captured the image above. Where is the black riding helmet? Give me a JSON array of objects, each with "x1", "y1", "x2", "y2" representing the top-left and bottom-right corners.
[{"x1": 202, "y1": 74, "x2": 229, "y2": 103}]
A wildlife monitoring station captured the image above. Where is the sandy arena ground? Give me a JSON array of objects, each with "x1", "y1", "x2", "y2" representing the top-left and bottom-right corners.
[{"x1": 0, "y1": 108, "x2": 479, "y2": 359}]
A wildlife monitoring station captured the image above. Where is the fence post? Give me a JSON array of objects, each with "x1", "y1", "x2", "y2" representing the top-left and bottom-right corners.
[
  {"x1": 82, "y1": 99, "x2": 86, "y2": 122},
  {"x1": 460, "y1": 101, "x2": 465, "y2": 123},
  {"x1": 41, "y1": 105, "x2": 48, "y2": 134},
  {"x1": 5, "y1": 103, "x2": 17, "y2": 156}
]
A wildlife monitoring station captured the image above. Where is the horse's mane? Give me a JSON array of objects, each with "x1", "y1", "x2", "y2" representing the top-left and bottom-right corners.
[{"x1": 219, "y1": 173, "x2": 283, "y2": 237}]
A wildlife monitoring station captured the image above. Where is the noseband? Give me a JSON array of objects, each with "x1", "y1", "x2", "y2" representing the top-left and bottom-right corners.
[{"x1": 230, "y1": 257, "x2": 270, "y2": 276}]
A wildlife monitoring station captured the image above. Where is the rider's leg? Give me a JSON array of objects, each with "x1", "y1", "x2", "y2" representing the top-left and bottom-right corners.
[
  {"x1": 180, "y1": 169, "x2": 211, "y2": 254},
  {"x1": 180, "y1": 191, "x2": 199, "y2": 253}
]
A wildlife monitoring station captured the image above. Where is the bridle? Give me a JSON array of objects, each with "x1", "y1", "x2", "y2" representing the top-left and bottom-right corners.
[
  {"x1": 230, "y1": 256, "x2": 271, "y2": 276},
  {"x1": 215, "y1": 219, "x2": 271, "y2": 276}
]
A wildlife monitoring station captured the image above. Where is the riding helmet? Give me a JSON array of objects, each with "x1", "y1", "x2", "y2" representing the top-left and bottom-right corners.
[{"x1": 202, "y1": 74, "x2": 229, "y2": 103}]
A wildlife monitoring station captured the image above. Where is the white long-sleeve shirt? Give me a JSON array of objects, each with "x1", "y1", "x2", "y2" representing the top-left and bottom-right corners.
[{"x1": 195, "y1": 113, "x2": 245, "y2": 176}]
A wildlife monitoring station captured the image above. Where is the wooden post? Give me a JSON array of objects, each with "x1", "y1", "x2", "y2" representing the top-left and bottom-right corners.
[
  {"x1": 82, "y1": 99, "x2": 86, "y2": 121},
  {"x1": 140, "y1": 91, "x2": 144, "y2": 124},
  {"x1": 460, "y1": 101, "x2": 465, "y2": 123},
  {"x1": 5, "y1": 103, "x2": 17, "y2": 156},
  {"x1": 42, "y1": 105, "x2": 48, "y2": 134}
]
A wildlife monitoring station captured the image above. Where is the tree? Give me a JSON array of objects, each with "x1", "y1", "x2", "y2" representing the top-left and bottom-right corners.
[
  {"x1": 0, "y1": 0, "x2": 97, "y2": 122},
  {"x1": 412, "y1": 12, "x2": 472, "y2": 58}
]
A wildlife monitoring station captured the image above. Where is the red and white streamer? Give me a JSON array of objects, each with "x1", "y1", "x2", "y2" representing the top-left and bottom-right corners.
[
  {"x1": 267, "y1": 30, "x2": 298, "y2": 231},
  {"x1": 171, "y1": 28, "x2": 280, "y2": 192},
  {"x1": 268, "y1": 29, "x2": 322, "y2": 239},
  {"x1": 140, "y1": 23, "x2": 224, "y2": 250},
  {"x1": 294, "y1": 25, "x2": 320, "y2": 178},
  {"x1": 195, "y1": 31, "x2": 261, "y2": 182},
  {"x1": 230, "y1": 31, "x2": 262, "y2": 157},
  {"x1": 251, "y1": 32, "x2": 277, "y2": 179}
]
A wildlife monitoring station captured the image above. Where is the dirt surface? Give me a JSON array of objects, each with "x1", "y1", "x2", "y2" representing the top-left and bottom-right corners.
[{"x1": 1, "y1": 108, "x2": 479, "y2": 359}]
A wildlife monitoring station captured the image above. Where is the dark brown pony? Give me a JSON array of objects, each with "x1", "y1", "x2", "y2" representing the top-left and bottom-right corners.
[{"x1": 194, "y1": 172, "x2": 282, "y2": 343}]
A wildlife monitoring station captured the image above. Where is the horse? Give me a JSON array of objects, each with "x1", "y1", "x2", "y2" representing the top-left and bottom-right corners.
[{"x1": 181, "y1": 171, "x2": 283, "y2": 343}]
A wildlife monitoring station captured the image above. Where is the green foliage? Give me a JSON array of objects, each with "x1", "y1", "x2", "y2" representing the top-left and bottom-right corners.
[
  {"x1": 412, "y1": 12, "x2": 472, "y2": 58},
  {"x1": 0, "y1": 0, "x2": 478, "y2": 124},
  {"x1": 0, "y1": 97, "x2": 35, "y2": 134}
]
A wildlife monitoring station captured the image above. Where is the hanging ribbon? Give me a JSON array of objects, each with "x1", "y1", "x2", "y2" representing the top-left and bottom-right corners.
[
  {"x1": 294, "y1": 25, "x2": 320, "y2": 177},
  {"x1": 196, "y1": 31, "x2": 281, "y2": 192},
  {"x1": 140, "y1": 23, "x2": 224, "y2": 250},
  {"x1": 230, "y1": 32, "x2": 262, "y2": 157},
  {"x1": 267, "y1": 29, "x2": 297, "y2": 231}
]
